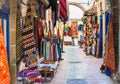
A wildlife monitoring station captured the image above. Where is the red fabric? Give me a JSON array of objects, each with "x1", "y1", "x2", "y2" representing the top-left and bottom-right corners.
[
  {"x1": 105, "y1": 13, "x2": 115, "y2": 73},
  {"x1": 59, "y1": 0, "x2": 67, "y2": 19}
]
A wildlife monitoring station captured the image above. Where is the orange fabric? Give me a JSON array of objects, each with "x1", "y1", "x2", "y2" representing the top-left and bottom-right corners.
[
  {"x1": 0, "y1": 26, "x2": 10, "y2": 84},
  {"x1": 105, "y1": 14, "x2": 115, "y2": 73}
]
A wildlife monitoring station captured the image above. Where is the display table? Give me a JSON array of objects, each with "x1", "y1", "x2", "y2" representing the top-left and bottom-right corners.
[{"x1": 39, "y1": 67, "x2": 54, "y2": 81}]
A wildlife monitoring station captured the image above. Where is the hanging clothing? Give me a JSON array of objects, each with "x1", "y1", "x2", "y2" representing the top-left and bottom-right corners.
[
  {"x1": 46, "y1": 42, "x2": 51, "y2": 60},
  {"x1": 93, "y1": 24, "x2": 99, "y2": 56},
  {"x1": 105, "y1": 11, "x2": 110, "y2": 36},
  {"x1": 0, "y1": 26, "x2": 10, "y2": 84},
  {"x1": 57, "y1": 37, "x2": 62, "y2": 59},
  {"x1": 51, "y1": 44, "x2": 54, "y2": 61},
  {"x1": 40, "y1": 39, "x2": 43, "y2": 56},
  {"x1": 40, "y1": 4, "x2": 45, "y2": 19},
  {"x1": 99, "y1": 16, "x2": 103, "y2": 58},
  {"x1": 95, "y1": 24, "x2": 100, "y2": 58},
  {"x1": 43, "y1": 40, "x2": 46, "y2": 59},
  {"x1": 35, "y1": 20, "x2": 41, "y2": 55},
  {"x1": 59, "y1": 0, "x2": 69, "y2": 19},
  {"x1": 53, "y1": 43, "x2": 57, "y2": 61},
  {"x1": 105, "y1": 13, "x2": 115, "y2": 74}
]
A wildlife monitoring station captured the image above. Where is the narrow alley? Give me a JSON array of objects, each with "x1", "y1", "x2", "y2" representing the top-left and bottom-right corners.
[
  {"x1": 0, "y1": 0, "x2": 120, "y2": 84},
  {"x1": 44, "y1": 46, "x2": 120, "y2": 84}
]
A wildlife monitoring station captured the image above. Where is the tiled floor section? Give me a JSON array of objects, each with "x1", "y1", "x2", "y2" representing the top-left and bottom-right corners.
[{"x1": 43, "y1": 46, "x2": 120, "y2": 84}]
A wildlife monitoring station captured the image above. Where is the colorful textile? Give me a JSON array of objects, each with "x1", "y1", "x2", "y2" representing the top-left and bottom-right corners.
[
  {"x1": 22, "y1": 16, "x2": 38, "y2": 68},
  {"x1": 105, "y1": 13, "x2": 115, "y2": 73},
  {"x1": 17, "y1": 69, "x2": 41, "y2": 83},
  {"x1": 17, "y1": 69, "x2": 40, "y2": 79},
  {"x1": 35, "y1": 20, "x2": 41, "y2": 55},
  {"x1": 0, "y1": 26, "x2": 10, "y2": 84}
]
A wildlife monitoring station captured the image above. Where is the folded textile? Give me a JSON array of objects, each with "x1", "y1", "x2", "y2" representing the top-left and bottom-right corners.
[{"x1": 17, "y1": 69, "x2": 40, "y2": 79}]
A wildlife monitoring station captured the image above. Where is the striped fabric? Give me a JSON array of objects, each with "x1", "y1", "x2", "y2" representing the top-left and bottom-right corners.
[{"x1": 16, "y1": 5, "x2": 24, "y2": 66}]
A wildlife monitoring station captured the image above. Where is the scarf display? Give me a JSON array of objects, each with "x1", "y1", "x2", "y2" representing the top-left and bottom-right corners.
[
  {"x1": 105, "y1": 13, "x2": 115, "y2": 73},
  {"x1": 0, "y1": 26, "x2": 10, "y2": 84}
]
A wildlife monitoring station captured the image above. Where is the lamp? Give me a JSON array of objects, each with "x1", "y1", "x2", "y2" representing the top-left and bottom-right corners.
[{"x1": 0, "y1": 0, "x2": 5, "y2": 9}]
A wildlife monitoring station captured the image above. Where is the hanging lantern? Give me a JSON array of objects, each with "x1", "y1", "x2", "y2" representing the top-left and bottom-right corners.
[{"x1": 0, "y1": 0, "x2": 5, "y2": 9}]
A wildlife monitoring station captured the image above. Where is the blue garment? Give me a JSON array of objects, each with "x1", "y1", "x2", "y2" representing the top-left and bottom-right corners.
[
  {"x1": 105, "y1": 11, "x2": 110, "y2": 36},
  {"x1": 105, "y1": 67, "x2": 111, "y2": 77},
  {"x1": 99, "y1": 16, "x2": 103, "y2": 58},
  {"x1": 57, "y1": 42, "x2": 61, "y2": 57},
  {"x1": 57, "y1": 37, "x2": 61, "y2": 59}
]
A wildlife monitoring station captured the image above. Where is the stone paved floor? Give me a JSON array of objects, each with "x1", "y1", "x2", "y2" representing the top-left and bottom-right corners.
[{"x1": 43, "y1": 46, "x2": 120, "y2": 84}]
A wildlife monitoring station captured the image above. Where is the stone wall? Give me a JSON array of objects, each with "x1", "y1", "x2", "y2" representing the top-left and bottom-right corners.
[{"x1": 9, "y1": 0, "x2": 17, "y2": 84}]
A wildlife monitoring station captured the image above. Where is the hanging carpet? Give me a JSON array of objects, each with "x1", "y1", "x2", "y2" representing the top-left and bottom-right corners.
[
  {"x1": 105, "y1": 13, "x2": 115, "y2": 73},
  {"x1": 22, "y1": 14, "x2": 38, "y2": 68}
]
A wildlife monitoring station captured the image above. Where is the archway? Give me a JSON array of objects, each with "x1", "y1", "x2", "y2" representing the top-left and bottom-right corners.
[{"x1": 69, "y1": 2, "x2": 87, "y2": 12}]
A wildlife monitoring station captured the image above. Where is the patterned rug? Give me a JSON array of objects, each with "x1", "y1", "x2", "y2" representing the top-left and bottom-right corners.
[{"x1": 67, "y1": 79, "x2": 88, "y2": 84}]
